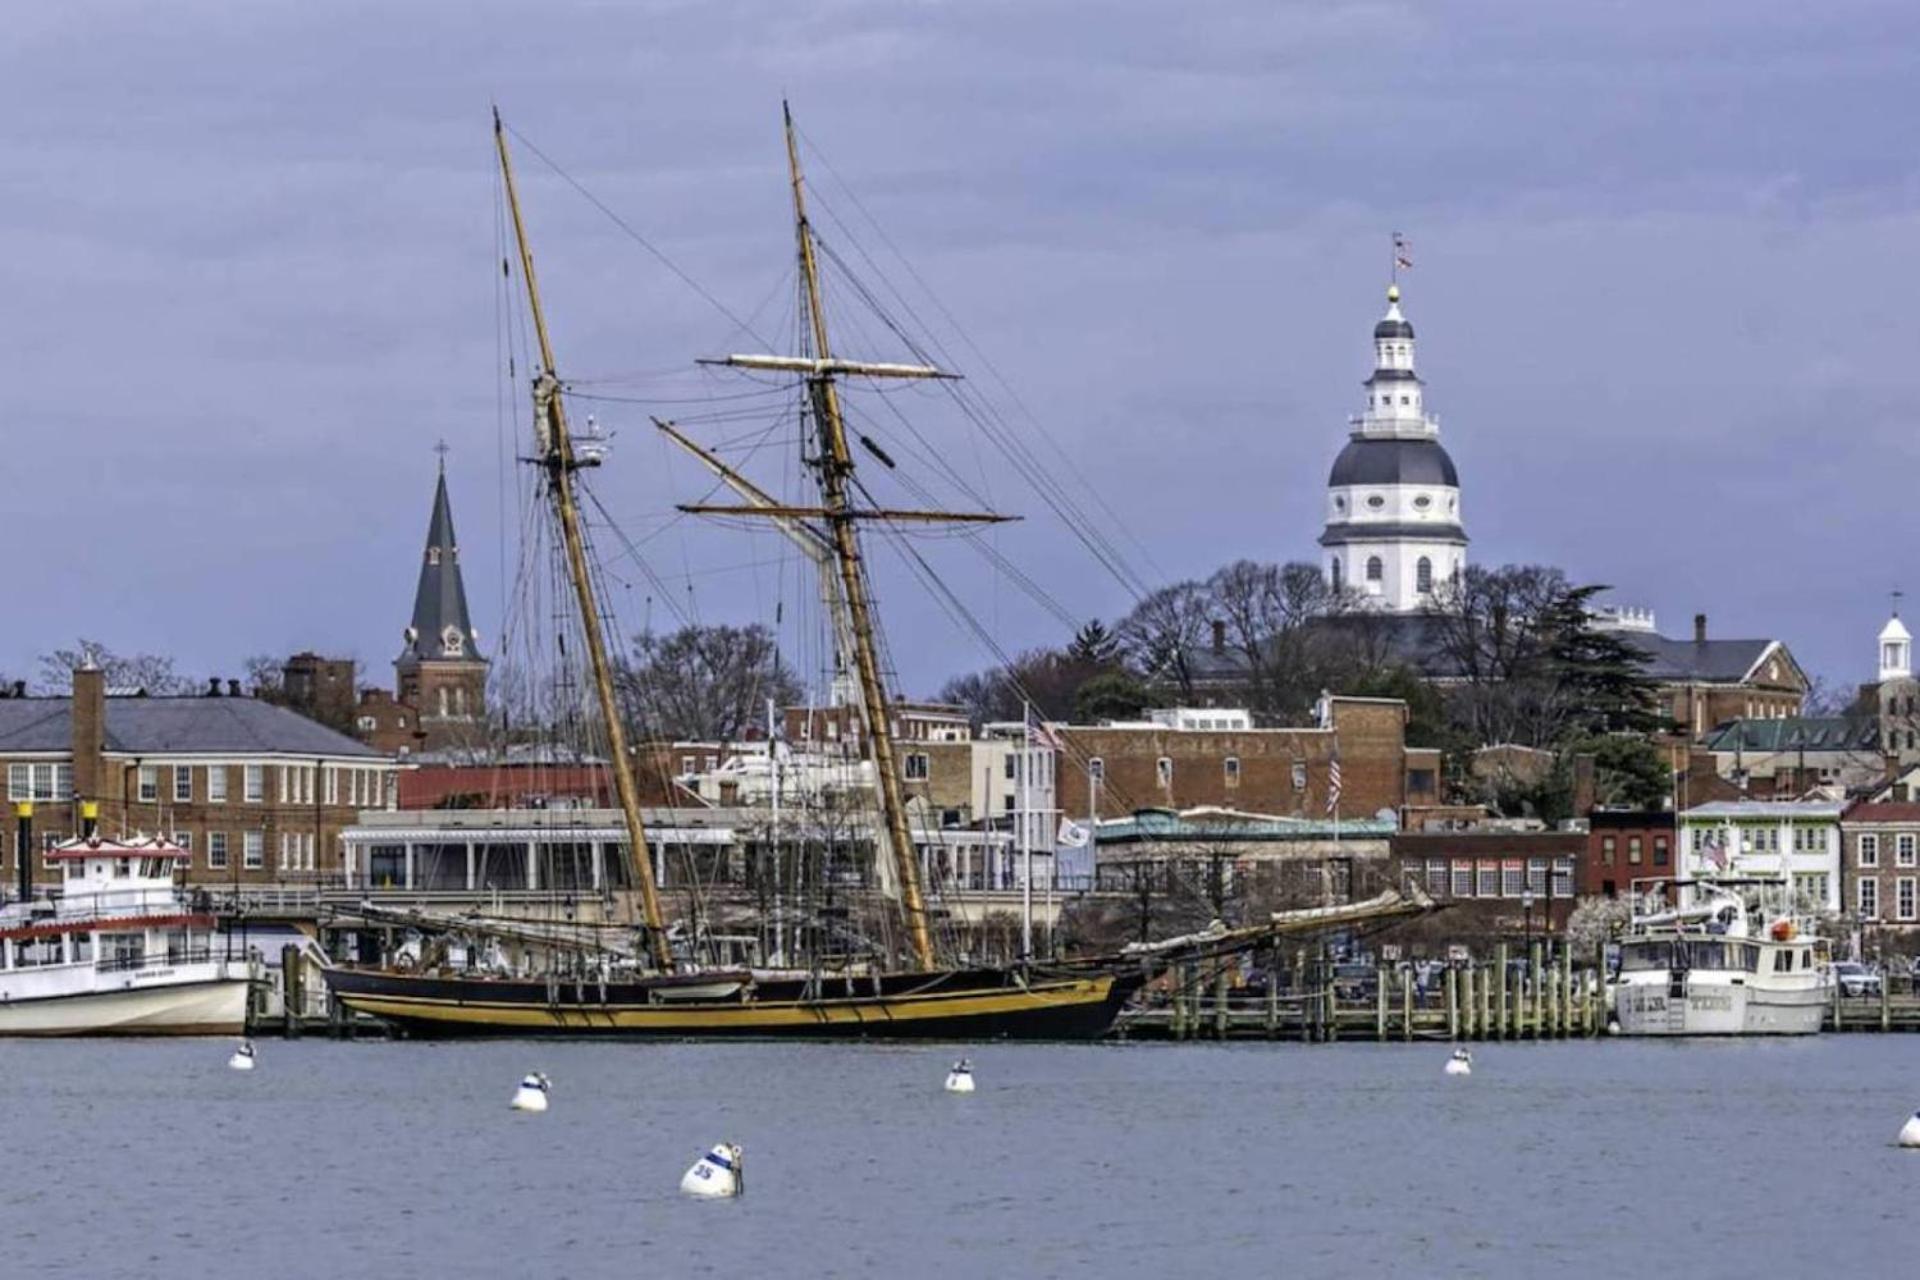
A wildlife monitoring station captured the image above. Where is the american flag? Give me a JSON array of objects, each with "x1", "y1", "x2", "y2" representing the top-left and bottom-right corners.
[
  {"x1": 1702, "y1": 832, "x2": 1728, "y2": 872},
  {"x1": 1026, "y1": 716, "x2": 1063, "y2": 752},
  {"x1": 1393, "y1": 232, "x2": 1413, "y2": 271},
  {"x1": 1326, "y1": 752, "x2": 1343, "y2": 815}
]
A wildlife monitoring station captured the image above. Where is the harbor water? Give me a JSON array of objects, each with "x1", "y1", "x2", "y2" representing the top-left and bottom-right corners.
[{"x1": 3, "y1": 1036, "x2": 1914, "y2": 1278}]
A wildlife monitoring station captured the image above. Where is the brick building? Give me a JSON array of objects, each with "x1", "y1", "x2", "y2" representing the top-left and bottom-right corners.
[
  {"x1": 1584, "y1": 809, "x2": 1676, "y2": 898},
  {"x1": 0, "y1": 667, "x2": 396, "y2": 888},
  {"x1": 1057, "y1": 696, "x2": 1429, "y2": 826},
  {"x1": 1390, "y1": 828, "x2": 1585, "y2": 934},
  {"x1": 281, "y1": 653, "x2": 357, "y2": 734},
  {"x1": 1839, "y1": 801, "x2": 1920, "y2": 935}
]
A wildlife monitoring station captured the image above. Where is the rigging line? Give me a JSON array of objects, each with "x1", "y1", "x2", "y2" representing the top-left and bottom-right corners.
[
  {"x1": 797, "y1": 125, "x2": 1168, "y2": 586},
  {"x1": 580, "y1": 486, "x2": 696, "y2": 633},
  {"x1": 501, "y1": 120, "x2": 775, "y2": 352}
]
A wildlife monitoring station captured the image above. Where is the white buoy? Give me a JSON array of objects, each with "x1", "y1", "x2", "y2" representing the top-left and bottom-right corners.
[
  {"x1": 1899, "y1": 1111, "x2": 1920, "y2": 1148},
  {"x1": 944, "y1": 1058, "x2": 975, "y2": 1093},
  {"x1": 1444, "y1": 1048, "x2": 1472, "y2": 1077},
  {"x1": 227, "y1": 1040, "x2": 256, "y2": 1072},
  {"x1": 510, "y1": 1072, "x2": 551, "y2": 1113},
  {"x1": 680, "y1": 1142, "x2": 743, "y2": 1198}
]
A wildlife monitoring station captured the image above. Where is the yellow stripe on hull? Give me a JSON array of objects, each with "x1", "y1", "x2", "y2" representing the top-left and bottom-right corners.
[{"x1": 337, "y1": 975, "x2": 1116, "y2": 1033}]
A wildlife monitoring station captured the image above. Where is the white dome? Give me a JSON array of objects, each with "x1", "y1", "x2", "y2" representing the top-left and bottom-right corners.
[{"x1": 1879, "y1": 614, "x2": 1911, "y2": 644}]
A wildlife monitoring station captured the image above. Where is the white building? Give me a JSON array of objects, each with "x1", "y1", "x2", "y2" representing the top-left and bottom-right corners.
[
  {"x1": 1321, "y1": 284, "x2": 1467, "y2": 611},
  {"x1": 1679, "y1": 800, "x2": 1845, "y2": 914}
]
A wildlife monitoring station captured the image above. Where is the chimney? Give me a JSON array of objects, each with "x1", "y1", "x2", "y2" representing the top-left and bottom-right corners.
[
  {"x1": 8, "y1": 681, "x2": 20, "y2": 699},
  {"x1": 1571, "y1": 752, "x2": 1596, "y2": 817},
  {"x1": 13, "y1": 802, "x2": 30, "y2": 903},
  {"x1": 71, "y1": 664, "x2": 106, "y2": 805},
  {"x1": 1693, "y1": 613, "x2": 1707, "y2": 644},
  {"x1": 208, "y1": 676, "x2": 222, "y2": 696},
  {"x1": 228, "y1": 679, "x2": 242, "y2": 697},
  {"x1": 1210, "y1": 619, "x2": 1226, "y2": 654}
]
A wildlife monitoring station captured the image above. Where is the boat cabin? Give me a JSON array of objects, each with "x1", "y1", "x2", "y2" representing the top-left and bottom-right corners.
[{"x1": 0, "y1": 835, "x2": 215, "y2": 980}]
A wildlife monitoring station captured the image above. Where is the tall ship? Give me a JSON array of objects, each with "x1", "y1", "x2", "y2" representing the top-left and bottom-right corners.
[
  {"x1": 1611, "y1": 877, "x2": 1833, "y2": 1036},
  {"x1": 324, "y1": 107, "x2": 1159, "y2": 1039},
  {"x1": 0, "y1": 806, "x2": 249, "y2": 1036}
]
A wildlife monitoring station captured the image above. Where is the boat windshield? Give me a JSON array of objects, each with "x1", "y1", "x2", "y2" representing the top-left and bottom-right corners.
[{"x1": 1620, "y1": 940, "x2": 1671, "y2": 971}]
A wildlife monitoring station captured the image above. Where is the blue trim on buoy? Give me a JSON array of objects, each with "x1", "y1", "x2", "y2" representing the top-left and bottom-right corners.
[{"x1": 703, "y1": 1151, "x2": 734, "y2": 1172}]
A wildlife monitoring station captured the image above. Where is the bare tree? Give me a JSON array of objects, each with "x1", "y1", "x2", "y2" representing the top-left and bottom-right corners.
[
  {"x1": 36, "y1": 641, "x2": 189, "y2": 696},
  {"x1": 1113, "y1": 580, "x2": 1214, "y2": 704},
  {"x1": 616, "y1": 623, "x2": 802, "y2": 742},
  {"x1": 1425, "y1": 565, "x2": 1574, "y2": 747}
]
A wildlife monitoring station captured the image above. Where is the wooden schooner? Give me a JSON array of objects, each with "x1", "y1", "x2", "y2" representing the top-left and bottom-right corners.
[{"x1": 323, "y1": 106, "x2": 1148, "y2": 1039}]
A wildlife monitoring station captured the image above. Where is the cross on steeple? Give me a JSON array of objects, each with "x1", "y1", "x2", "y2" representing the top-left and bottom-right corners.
[{"x1": 433, "y1": 438, "x2": 451, "y2": 473}]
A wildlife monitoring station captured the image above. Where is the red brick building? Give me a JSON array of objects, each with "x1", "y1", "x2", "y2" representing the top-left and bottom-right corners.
[
  {"x1": 1584, "y1": 809, "x2": 1676, "y2": 898},
  {"x1": 1390, "y1": 829, "x2": 1586, "y2": 935}
]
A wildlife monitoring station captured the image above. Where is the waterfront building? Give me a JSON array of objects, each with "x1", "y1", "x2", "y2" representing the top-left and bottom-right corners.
[
  {"x1": 1839, "y1": 800, "x2": 1920, "y2": 933},
  {"x1": 1390, "y1": 828, "x2": 1584, "y2": 934},
  {"x1": 1678, "y1": 800, "x2": 1844, "y2": 913},
  {"x1": 1319, "y1": 285, "x2": 1466, "y2": 610},
  {"x1": 1093, "y1": 806, "x2": 1395, "y2": 906},
  {"x1": 0, "y1": 666, "x2": 396, "y2": 889},
  {"x1": 1582, "y1": 809, "x2": 1676, "y2": 898}
]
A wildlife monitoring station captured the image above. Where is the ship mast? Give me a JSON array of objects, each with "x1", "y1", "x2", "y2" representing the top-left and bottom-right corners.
[
  {"x1": 681, "y1": 104, "x2": 1012, "y2": 971},
  {"x1": 494, "y1": 109, "x2": 675, "y2": 974}
]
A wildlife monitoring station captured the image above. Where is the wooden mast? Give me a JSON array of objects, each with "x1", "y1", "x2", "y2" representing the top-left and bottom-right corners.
[
  {"x1": 494, "y1": 109, "x2": 674, "y2": 973},
  {"x1": 782, "y1": 101, "x2": 936, "y2": 972}
]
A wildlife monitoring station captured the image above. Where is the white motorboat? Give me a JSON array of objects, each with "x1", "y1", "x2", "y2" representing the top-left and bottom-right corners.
[
  {"x1": 1612, "y1": 878, "x2": 1832, "y2": 1036},
  {"x1": 0, "y1": 833, "x2": 250, "y2": 1036}
]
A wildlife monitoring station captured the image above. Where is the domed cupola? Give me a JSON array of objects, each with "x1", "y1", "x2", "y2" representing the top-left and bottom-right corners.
[
  {"x1": 1879, "y1": 608, "x2": 1912, "y2": 682},
  {"x1": 1319, "y1": 282, "x2": 1467, "y2": 613}
]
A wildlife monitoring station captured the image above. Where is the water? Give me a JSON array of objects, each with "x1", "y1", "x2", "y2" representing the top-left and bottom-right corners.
[{"x1": 3, "y1": 1036, "x2": 1915, "y2": 1278}]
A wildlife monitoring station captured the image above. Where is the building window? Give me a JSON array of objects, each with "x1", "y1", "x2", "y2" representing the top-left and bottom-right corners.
[
  {"x1": 904, "y1": 753, "x2": 930, "y2": 781},
  {"x1": 1291, "y1": 762, "x2": 1308, "y2": 790},
  {"x1": 1502, "y1": 861, "x2": 1525, "y2": 897},
  {"x1": 1526, "y1": 858, "x2": 1547, "y2": 894},
  {"x1": 1899, "y1": 834, "x2": 1917, "y2": 867},
  {"x1": 1900, "y1": 877, "x2": 1917, "y2": 921},
  {"x1": 1601, "y1": 835, "x2": 1616, "y2": 865},
  {"x1": 1365, "y1": 556, "x2": 1383, "y2": 582},
  {"x1": 1654, "y1": 837, "x2": 1669, "y2": 867},
  {"x1": 243, "y1": 832, "x2": 264, "y2": 869},
  {"x1": 1426, "y1": 859, "x2": 1447, "y2": 896},
  {"x1": 1859, "y1": 834, "x2": 1879, "y2": 867},
  {"x1": 1628, "y1": 836, "x2": 1642, "y2": 865},
  {"x1": 1859, "y1": 876, "x2": 1880, "y2": 919},
  {"x1": 1329, "y1": 560, "x2": 1342, "y2": 591},
  {"x1": 173, "y1": 831, "x2": 192, "y2": 855},
  {"x1": 1416, "y1": 557, "x2": 1433, "y2": 594},
  {"x1": 208, "y1": 832, "x2": 228, "y2": 871},
  {"x1": 244, "y1": 765, "x2": 264, "y2": 803},
  {"x1": 1004, "y1": 755, "x2": 1016, "y2": 780},
  {"x1": 1155, "y1": 757, "x2": 1173, "y2": 788},
  {"x1": 174, "y1": 766, "x2": 193, "y2": 804},
  {"x1": 208, "y1": 767, "x2": 228, "y2": 804},
  {"x1": 1451, "y1": 862, "x2": 1473, "y2": 898},
  {"x1": 137, "y1": 766, "x2": 159, "y2": 803},
  {"x1": 1476, "y1": 861, "x2": 1499, "y2": 898},
  {"x1": 1224, "y1": 757, "x2": 1241, "y2": 787}
]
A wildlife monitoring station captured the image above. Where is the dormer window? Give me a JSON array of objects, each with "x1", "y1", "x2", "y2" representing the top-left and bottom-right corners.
[
  {"x1": 441, "y1": 626, "x2": 464, "y2": 657},
  {"x1": 427, "y1": 547, "x2": 442, "y2": 566},
  {"x1": 1366, "y1": 494, "x2": 1385, "y2": 510},
  {"x1": 1413, "y1": 494, "x2": 1432, "y2": 511}
]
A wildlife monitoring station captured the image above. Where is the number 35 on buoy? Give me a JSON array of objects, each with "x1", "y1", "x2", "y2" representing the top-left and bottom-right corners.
[{"x1": 681, "y1": 1142, "x2": 744, "y2": 1197}]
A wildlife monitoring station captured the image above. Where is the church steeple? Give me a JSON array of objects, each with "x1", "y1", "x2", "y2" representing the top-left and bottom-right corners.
[
  {"x1": 393, "y1": 458, "x2": 488, "y2": 752},
  {"x1": 401, "y1": 461, "x2": 482, "y2": 664}
]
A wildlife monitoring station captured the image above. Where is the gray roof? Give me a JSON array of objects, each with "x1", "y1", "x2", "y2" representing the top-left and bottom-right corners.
[
  {"x1": 1364, "y1": 367, "x2": 1421, "y2": 384},
  {"x1": 0, "y1": 696, "x2": 380, "y2": 758},
  {"x1": 400, "y1": 468, "x2": 483, "y2": 665},
  {"x1": 1328, "y1": 437, "x2": 1459, "y2": 488},
  {"x1": 1621, "y1": 635, "x2": 1774, "y2": 684},
  {"x1": 1374, "y1": 317, "x2": 1414, "y2": 340}
]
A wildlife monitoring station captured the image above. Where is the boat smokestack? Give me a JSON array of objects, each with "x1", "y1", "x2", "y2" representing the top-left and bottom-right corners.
[
  {"x1": 80, "y1": 799, "x2": 99, "y2": 841},
  {"x1": 14, "y1": 802, "x2": 31, "y2": 903}
]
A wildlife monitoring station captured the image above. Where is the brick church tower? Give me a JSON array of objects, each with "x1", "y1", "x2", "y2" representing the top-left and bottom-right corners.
[{"x1": 395, "y1": 460, "x2": 488, "y2": 752}]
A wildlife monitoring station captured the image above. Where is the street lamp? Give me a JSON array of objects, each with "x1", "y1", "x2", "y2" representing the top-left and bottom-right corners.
[{"x1": 1522, "y1": 887, "x2": 1536, "y2": 946}]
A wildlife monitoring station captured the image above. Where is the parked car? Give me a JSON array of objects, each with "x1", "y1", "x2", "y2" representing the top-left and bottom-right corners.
[{"x1": 1832, "y1": 961, "x2": 1883, "y2": 999}]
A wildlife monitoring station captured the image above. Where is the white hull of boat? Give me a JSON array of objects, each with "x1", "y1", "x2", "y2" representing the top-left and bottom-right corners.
[
  {"x1": 1613, "y1": 978, "x2": 1826, "y2": 1036},
  {"x1": 0, "y1": 970, "x2": 249, "y2": 1037}
]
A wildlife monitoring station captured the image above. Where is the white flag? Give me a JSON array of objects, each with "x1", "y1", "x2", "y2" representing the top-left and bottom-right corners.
[{"x1": 1056, "y1": 818, "x2": 1091, "y2": 849}]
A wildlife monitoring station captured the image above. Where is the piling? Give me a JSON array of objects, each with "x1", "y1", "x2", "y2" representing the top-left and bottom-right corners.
[{"x1": 1213, "y1": 965, "x2": 1230, "y2": 1041}]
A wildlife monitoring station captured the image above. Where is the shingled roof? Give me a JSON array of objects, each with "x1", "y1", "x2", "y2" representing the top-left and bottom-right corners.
[
  {"x1": 0, "y1": 696, "x2": 379, "y2": 758},
  {"x1": 398, "y1": 467, "x2": 483, "y2": 665}
]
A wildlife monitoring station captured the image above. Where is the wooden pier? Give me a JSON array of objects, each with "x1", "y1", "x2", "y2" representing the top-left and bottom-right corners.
[{"x1": 1113, "y1": 944, "x2": 1920, "y2": 1042}]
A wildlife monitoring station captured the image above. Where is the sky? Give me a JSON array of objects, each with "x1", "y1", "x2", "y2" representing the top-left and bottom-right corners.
[{"x1": 3, "y1": 1, "x2": 1918, "y2": 703}]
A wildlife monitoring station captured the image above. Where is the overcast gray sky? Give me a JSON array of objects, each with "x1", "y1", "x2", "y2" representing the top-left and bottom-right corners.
[{"x1": 4, "y1": 1, "x2": 1917, "y2": 702}]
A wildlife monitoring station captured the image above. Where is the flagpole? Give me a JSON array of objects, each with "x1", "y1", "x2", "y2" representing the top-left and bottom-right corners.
[{"x1": 1020, "y1": 700, "x2": 1033, "y2": 961}]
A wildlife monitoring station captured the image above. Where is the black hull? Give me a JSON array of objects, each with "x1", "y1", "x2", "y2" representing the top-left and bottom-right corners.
[{"x1": 324, "y1": 964, "x2": 1143, "y2": 1042}]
